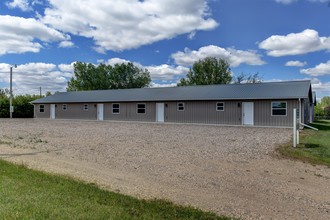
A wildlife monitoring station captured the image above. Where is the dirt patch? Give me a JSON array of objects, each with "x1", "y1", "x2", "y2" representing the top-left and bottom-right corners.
[{"x1": 1, "y1": 119, "x2": 329, "y2": 219}]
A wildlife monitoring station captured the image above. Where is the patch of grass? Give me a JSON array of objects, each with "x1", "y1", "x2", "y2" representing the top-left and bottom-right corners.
[
  {"x1": 278, "y1": 120, "x2": 330, "y2": 166},
  {"x1": 0, "y1": 159, "x2": 231, "y2": 220}
]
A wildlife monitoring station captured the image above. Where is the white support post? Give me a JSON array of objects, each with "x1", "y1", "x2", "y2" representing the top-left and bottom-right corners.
[{"x1": 293, "y1": 108, "x2": 297, "y2": 148}]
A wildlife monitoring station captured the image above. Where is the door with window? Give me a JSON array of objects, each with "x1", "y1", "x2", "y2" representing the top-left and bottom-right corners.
[{"x1": 242, "y1": 102, "x2": 254, "y2": 126}]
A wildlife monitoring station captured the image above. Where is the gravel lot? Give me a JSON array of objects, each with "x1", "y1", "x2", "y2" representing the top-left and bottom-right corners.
[{"x1": 1, "y1": 119, "x2": 329, "y2": 219}]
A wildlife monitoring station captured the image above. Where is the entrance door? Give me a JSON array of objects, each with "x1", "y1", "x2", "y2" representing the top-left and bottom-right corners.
[
  {"x1": 156, "y1": 103, "x2": 164, "y2": 122},
  {"x1": 97, "y1": 104, "x2": 104, "y2": 121},
  {"x1": 242, "y1": 102, "x2": 254, "y2": 126},
  {"x1": 50, "y1": 104, "x2": 56, "y2": 119}
]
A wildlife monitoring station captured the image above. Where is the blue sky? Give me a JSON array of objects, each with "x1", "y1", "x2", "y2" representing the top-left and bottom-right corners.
[{"x1": 0, "y1": 0, "x2": 329, "y2": 100}]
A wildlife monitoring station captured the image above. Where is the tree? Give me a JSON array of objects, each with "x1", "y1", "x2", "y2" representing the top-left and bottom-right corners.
[
  {"x1": 67, "y1": 62, "x2": 151, "y2": 91},
  {"x1": 233, "y1": 72, "x2": 262, "y2": 84},
  {"x1": 177, "y1": 57, "x2": 232, "y2": 86}
]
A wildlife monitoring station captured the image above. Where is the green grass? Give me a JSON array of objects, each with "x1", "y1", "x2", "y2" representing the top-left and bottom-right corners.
[
  {"x1": 278, "y1": 120, "x2": 330, "y2": 166},
  {"x1": 0, "y1": 160, "x2": 231, "y2": 220}
]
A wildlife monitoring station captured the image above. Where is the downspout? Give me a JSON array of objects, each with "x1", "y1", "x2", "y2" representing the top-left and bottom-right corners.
[{"x1": 299, "y1": 98, "x2": 302, "y2": 128}]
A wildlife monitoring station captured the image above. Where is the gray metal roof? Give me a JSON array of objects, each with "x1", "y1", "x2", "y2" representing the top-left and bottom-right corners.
[{"x1": 31, "y1": 80, "x2": 312, "y2": 104}]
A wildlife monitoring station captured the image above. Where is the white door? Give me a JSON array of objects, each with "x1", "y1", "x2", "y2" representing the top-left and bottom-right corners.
[
  {"x1": 50, "y1": 104, "x2": 56, "y2": 119},
  {"x1": 156, "y1": 103, "x2": 165, "y2": 122},
  {"x1": 97, "y1": 104, "x2": 104, "y2": 121},
  {"x1": 242, "y1": 102, "x2": 254, "y2": 126}
]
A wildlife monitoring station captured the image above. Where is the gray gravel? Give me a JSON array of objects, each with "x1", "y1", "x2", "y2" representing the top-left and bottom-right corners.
[{"x1": 1, "y1": 119, "x2": 329, "y2": 219}]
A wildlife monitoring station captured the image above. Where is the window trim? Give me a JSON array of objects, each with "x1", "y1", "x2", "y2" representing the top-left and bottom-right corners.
[
  {"x1": 83, "y1": 104, "x2": 89, "y2": 111},
  {"x1": 39, "y1": 104, "x2": 45, "y2": 113},
  {"x1": 136, "y1": 103, "x2": 146, "y2": 114},
  {"x1": 271, "y1": 101, "x2": 287, "y2": 116},
  {"x1": 177, "y1": 102, "x2": 185, "y2": 111},
  {"x1": 62, "y1": 104, "x2": 67, "y2": 111},
  {"x1": 112, "y1": 103, "x2": 120, "y2": 114},
  {"x1": 216, "y1": 102, "x2": 224, "y2": 111}
]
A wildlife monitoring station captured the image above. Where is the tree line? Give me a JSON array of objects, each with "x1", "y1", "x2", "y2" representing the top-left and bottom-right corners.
[
  {"x1": 0, "y1": 57, "x2": 260, "y2": 118},
  {"x1": 315, "y1": 96, "x2": 330, "y2": 119},
  {"x1": 68, "y1": 57, "x2": 262, "y2": 91},
  {"x1": 0, "y1": 89, "x2": 42, "y2": 118}
]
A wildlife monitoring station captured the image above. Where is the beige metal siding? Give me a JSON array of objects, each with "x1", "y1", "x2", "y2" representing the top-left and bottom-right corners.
[
  {"x1": 104, "y1": 102, "x2": 156, "y2": 122},
  {"x1": 34, "y1": 104, "x2": 50, "y2": 118},
  {"x1": 55, "y1": 103, "x2": 97, "y2": 120},
  {"x1": 164, "y1": 101, "x2": 242, "y2": 125},
  {"x1": 254, "y1": 100, "x2": 299, "y2": 127}
]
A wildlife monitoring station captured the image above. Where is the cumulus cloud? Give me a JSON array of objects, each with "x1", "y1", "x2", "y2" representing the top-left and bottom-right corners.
[
  {"x1": 146, "y1": 64, "x2": 189, "y2": 80},
  {"x1": 0, "y1": 62, "x2": 74, "y2": 95},
  {"x1": 171, "y1": 45, "x2": 265, "y2": 67},
  {"x1": 106, "y1": 58, "x2": 189, "y2": 81},
  {"x1": 6, "y1": 0, "x2": 32, "y2": 11},
  {"x1": 0, "y1": 15, "x2": 70, "y2": 55},
  {"x1": 41, "y1": 0, "x2": 218, "y2": 52},
  {"x1": 259, "y1": 29, "x2": 330, "y2": 57},
  {"x1": 300, "y1": 60, "x2": 330, "y2": 76},
  {"x1": 285, "y1": 60, "x2": 307, "y2": 67},
  {"x1": 58, "y1": 41, "x2": 74, "y2": 48}
]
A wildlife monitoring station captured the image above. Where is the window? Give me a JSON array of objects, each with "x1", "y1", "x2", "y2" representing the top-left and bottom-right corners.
[
  {"x1": 83, "y1": 104, "x2": 89, "y2": 111},
  {"x1": 137, "y1": 103, "x2": 146, "y2": 114},
  {"x1": 216, "y1": 102, "x2": 224, "y2": 111},
  {"x1": 39, "y1": 104, "x2": 45, "y2": 113},
  {"x1": 62, "y1": 104, "x2": 67, "y2": 111},
  {"x1": 271, "y1": 101, "x2": 287, "y2": 116},
  {"x1": 177, "y1": 102, "x2": 185, "y2": 111},
  {"x1": 112, "y1": 103, "x2": 120, "y2": 114}
]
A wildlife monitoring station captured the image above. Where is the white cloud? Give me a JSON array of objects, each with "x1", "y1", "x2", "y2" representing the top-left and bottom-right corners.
[
  {"x1": 58, "y1": 41, "x2": 74, "y2": 48},
  {"x1": 41, "y1": 0, "x2": 218, "y2": 52},
  {"x1": 171, "y1": 45, "x2": 265, "y2": 67},
  {"x1": 300, "y1": 60, "x2": 330, "y2": 76},
  {"x1": 151, "y1": 82, "x2": 177, "y2": 88},
  {"x1": 275, "y1": 0, "x2": 298, "y2": 4},
  {"x1": 146, "y1": 64, "x2": 189, "y2": 80},
  {"x1": 0, "y1": 15, "x2": 70, "y2": 55},
  {"x1": 6, "y1": 0, "x2": 32, "y2": 11},
  {"x1": 106, "y1": 58, "x2": 132, "y2": 66},
  {"x1": 259, "y1": 29, "x2": 330, "y2": 57},
  {"x1": 0, "y1": 62, "x2": 73, "y2": 95},
  {"x1": 106, "y1": 58, "x2": 189, "y2": 80},
  {"x1": 285, "y1": 60, "x2": 307, "y2": 67}
]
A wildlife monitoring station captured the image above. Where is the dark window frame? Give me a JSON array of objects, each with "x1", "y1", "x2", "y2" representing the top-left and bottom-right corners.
[
  {"x1": 39, "y1": 104, "x2": 45, "y2": 113},
  {"x1": 62, "y1": 104, "x2": 67, "y2": 111},
  {"x1": 177, "y1": 102, "x2": 185, "y2": 111},
  {"x1": 136, "y1": 103, "x2": 146, "y2": 114},
  {"x1": 112, "y1": 103, "x2": 120, "y2": 114},
  {"x1": 83, "y1": 104, "x2": 89, "y2": 111},
  {"x1": 216, "y1": 102, "x2": 224, "y2": 111},
  {"x1": 271, "y1": 101, "x2": 287, "y2": 116}
]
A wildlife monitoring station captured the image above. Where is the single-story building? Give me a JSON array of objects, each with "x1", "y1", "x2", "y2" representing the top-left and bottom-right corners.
[{"x1": 31, "y1": 80, "x2": 315, "y2": 127}]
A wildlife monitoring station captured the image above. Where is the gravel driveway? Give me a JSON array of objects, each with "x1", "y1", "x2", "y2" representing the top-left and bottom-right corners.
[{"x1": 0, "y1": 119, "x2": 329, "y2": 219}]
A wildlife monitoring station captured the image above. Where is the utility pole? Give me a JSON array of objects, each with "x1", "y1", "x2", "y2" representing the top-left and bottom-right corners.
[
  {"x1": 40, "y1": 86, "x2": 42, "y2": 96},
  {"x1": 9, "y1": 65, "x2": 17, "y2": 119}
]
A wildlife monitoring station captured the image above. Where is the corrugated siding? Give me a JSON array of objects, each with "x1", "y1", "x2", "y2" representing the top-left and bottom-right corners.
[
  {"x1": 164, "y1": 101, "x2": 242, "y2": 125},
  {"x1": 104, "y1": 102, "x2": 155, "y2": 122},
  {"x1": 254, "y1": 100, "x2": 299, "y2": 127},
  {"x1": 55, "y1": 103, "x2": 97, "y2": 120},
  {"x1": 34, "y1": 104, "x2": 50, "y2": 118}
]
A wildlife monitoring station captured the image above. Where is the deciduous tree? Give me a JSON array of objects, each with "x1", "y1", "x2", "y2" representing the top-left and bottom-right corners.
[
  {"x1": 67, "y1": 62, "x2": 151, "y2": 91},
  {"x1": 177, "y1": 57, "x2": 232, "y2": 86}
]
